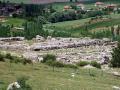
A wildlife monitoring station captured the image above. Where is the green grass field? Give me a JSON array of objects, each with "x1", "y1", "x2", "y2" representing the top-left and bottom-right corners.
[
  {"x1": 46, "y1": 14, "x2": 120, "y2": 30},
  {"x1": 0, "y1": 62, "x2": 120, "y2": 90},
  {"x1": 4, "y1": 18, "x2": 26, "y2": 27},
  {"x1": 45, "y1": 13, "x2": 120, "y2": 37}
]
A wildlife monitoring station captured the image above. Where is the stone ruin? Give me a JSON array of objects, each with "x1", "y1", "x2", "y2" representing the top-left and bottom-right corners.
[
  {"x1": 0, "y1": 36, "x2": 118, "y2": 64},
  {"x1": 31, "y1": 37, "x2": 116, "y2": 51}
]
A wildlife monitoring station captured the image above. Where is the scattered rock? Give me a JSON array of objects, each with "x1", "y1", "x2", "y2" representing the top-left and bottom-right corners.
[
  {"x1": 22, "y1": 52, "x2": 39, "y2": 62},
  {"x1": 112, "y1": 86, "x2": 120, "y2": 90},
  {"x1": 112, "y1": 72, "x2": 120, "y2": 77},
  {"x1": 83, "y1": 65, "x2": 95, "y2": 69}
]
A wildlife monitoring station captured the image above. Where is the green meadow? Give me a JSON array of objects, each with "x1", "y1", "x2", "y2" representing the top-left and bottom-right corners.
[{"x1": 0, "y1": 62, "x2": 120, "y2": 90}]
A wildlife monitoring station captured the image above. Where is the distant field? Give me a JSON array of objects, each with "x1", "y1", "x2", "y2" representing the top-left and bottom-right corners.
[
  {"x1": 45, "y1": 14, "x2": 120, "y2": 30},
  {"x1": 45, "y1": 18, "x2": 90, "y2": 31},
  {"x1": 3, "y1": 18, "x2": 26, "y2": 27},
  {"x1": 0, "y1": 0, "x2": 32, "y2": 3},
  {"x1": 0, "y1": 62, "x2": 120, "y2": 90},
  {"x1": 45, "y1": 13, "x2": 120, "y2": 37}
]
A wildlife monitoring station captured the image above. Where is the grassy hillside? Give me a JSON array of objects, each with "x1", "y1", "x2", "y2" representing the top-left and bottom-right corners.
[
  {"x1": 4, "y1": 18, "x2": 26, "y2": 27},
  {"x1": 0, "y1": 62, "x2": 120, "y2": 90},
  {"x1": 46, "y1": 14, "x2": 120, "y2": 30},
  {"x1": 45, "y1": 14, "x2": 120, "y2": 37}
]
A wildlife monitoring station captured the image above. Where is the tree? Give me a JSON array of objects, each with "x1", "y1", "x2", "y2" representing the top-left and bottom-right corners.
[
  {"x1": 111, "y1": 42, "x2": 120, "y2": 67},
  {"x1": 24, "y1": 16, "x2": 45, "y2": 39}
]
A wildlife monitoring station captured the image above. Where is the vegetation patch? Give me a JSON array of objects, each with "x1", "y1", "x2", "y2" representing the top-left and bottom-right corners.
[
  {"x1": 90, "y1": 61, "x2": 101, "y2": 69},
  {"x1": 77, "y1": 61, "x2": 89, "y2": 67},
  {"x1": 110, "y1": 42, "x2": 120, "y2": 67}
]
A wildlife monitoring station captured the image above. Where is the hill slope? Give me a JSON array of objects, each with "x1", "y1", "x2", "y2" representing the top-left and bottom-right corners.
[{"x1": 0, "y1": 62, "x2": 120, "y2": 90}]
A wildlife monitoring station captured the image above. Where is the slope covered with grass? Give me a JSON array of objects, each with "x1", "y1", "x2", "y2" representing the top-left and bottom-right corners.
[{"x1": 0, "y1": 62, "x2": 120, "y2": 90}]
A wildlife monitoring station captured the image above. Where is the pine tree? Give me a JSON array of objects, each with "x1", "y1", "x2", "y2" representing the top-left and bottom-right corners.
[
  {"x1": 23, "y1": 16, "x2": 44, "y2": 39},
  {"x1": 111, "y1": 42, "x2": 120, "y2": 67}
]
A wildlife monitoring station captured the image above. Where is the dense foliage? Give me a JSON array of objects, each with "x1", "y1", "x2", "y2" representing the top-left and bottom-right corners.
[
  {"x1": 111, "y1": 42, "x2": 120, "y2": 67},
  {"x1": 77, "y1": 61, "x2": 89, "y2": 66},
  {"x1": 49, "y1": 9, "x2": 107, "y2": 23},
  {"x1": 17, "y1": 76, "x2": 32, "y2": 90},
  {"x1": 90, "y1": 61, "x2": 101, "y2": 69},
  {"x1": 49, "y1": 10, "x2": 78, "y2": 23},
  {"x1": 42, "y1": 54, "x2": 56, "y2": 63},
  {"x1": 0, "y1": 24, "x2": 11, "y2": 37},
  {"x1": 23, "y1": 19, "x2": 43, "y2": 39}
]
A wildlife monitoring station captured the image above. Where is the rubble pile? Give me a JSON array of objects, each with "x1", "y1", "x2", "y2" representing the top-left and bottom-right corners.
[
  {"x1": 31, "y1": 37, "x2": 116, "y2": 51},
  {"x1": 0, "y1": 36, "x2": 118, "y2": 64}
]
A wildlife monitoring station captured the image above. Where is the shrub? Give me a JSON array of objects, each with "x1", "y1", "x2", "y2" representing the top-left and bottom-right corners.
[
  {"x1": 77, "y1": 61, "x2": 89, "y2": 67},
  {"x1": 45, "y1": 60, "x2": 64, "y2": 67},
  {"x1": 5, "y1": 53, "x2": 32, "y2": 65},
  {"x1": 90, "y1": 61, "x2": 101, "y2": 69},
  {"x1": 17, "y1": 76, "x2": 32, "y2": 90},
  {"x1": 42, "y1": 54, "x2": 56, "y2": 63},
  {"x1": 53, "y1": 61, "x2": 65, "y2": 67},
  {"x1": 65, "y1": 64, "x2": 78, "y2": 69},
  {"x1": 5, "y1": 53, "x2": 13, "y2": 60},
  {"x1": 8, "y1": 56, "x2": 22, "y2": 64},
  {"x1": 0, "y1": 53, "x2": 5, "y2": 62},
  {"x1": 49, "y1": 10, "x2": 77, "y2": 23},
  {"x1": 110, "y1": 42, "x2": 120, "y2": 67},
  {"x1": 22, "y1": 58, "x2": 33, "y2": 65}
]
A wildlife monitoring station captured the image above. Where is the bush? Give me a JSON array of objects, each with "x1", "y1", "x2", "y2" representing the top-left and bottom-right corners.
[
  {"x1": 65, "y1": 64, "x2": 78, "y2": 69},
  {"x1": 53, "y1": 61, "x2": 65, "y2": 67},
  {"x1": 0, "y1": 53, "x2": 5, "y2": 62},
  {"x1": 43, "y1": 54, "x2": 78, "y2": 69},
  {"x1": 22, "y1": 58, "x2": 33, "y2": 65},
  {"x1": 5, "y1": 53, "x2": 13, "y2": 60},
  {"x1": 6, "y1": 53, "x2": 23, "y2": 64},
  {"x1": 110, "y1": 42, "x2": 120, "y2": 67},
  {"x1": 46, "y1": 60, "x2": 64, "y2": 67},
  {"x1": 5, "y1": 53, "x2": 32, "y2": 65},
  {"x1": 46, "y1": 60, "x2": 78, "y2": 69},
  {"x1": 77, "y1": 61, "x2": 89, "y2": 67},
  {"x1": 17, "y1": 76, "x2": 32, "y2": 90},
  {"x1": 49, "y1": 10, "x2": 77, "y2": 23},
  {"x1": 90, "y1": 61, "x2": 101, "y2": 69},
  {"x1": 42, "y1": 54, "x2": 56, "y2": 63},
  {"x1": 7, "y1": 55, "x2": 22, "y2": 64}
]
